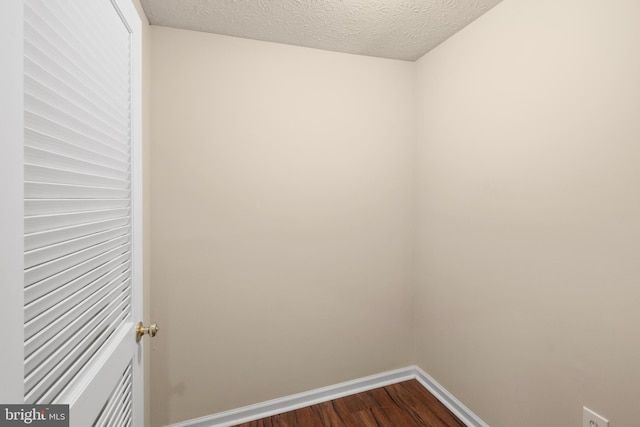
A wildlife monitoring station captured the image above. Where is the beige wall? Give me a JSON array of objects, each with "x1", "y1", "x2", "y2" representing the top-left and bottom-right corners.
[
  {"x1": 150, "y1": 26, "x2": 416, "y2": 426},
  {"x1": 414, "y1": 0, "x2": 640, "y2": 426}
]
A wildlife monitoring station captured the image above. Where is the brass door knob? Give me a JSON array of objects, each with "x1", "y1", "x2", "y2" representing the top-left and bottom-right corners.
[{"x1": 136, "y1": 322, "x2": 159, "y2": 342}]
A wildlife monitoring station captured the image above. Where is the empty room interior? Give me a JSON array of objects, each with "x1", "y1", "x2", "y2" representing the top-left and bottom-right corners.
[
  {"x1": 4, "y1": 0, "x2": 639, "y2": 426},
  {"x1": 142, "y1": 0, "x2": 639, "y2": 425}
]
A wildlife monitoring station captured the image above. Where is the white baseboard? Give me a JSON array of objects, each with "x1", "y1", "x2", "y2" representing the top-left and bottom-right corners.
[
  {"x1": 413, "y1": 366, "x2": 489, "y2": 427},
  {"x1": 166, "y1": 365, "x2": 488, "y2": 427}
]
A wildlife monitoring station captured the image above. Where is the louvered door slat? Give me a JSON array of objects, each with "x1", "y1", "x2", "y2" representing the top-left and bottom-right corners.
[
  {"x1": 109, "y1": 385, "x2": 131, "y2": 427},
  {"x1": 25, "y1": 275, "x2": 130, "y2": 357},
  {"x1": 24, "y1": 3, "x2": 129, "y2": 112},
  {"x1": 25, "y1": 127, "x2": 129, "y2": 171},
  {"x1": 25, "y1": 146, "x2": 130, "y2": 180},
  {"x1": 100, "y1": 370, "x2": 130, "y2": 425},
  {"x1": 25, "y1": 250, "x2": 130, "y2": 303},
  {"x1": 93, "y1": 365, "x2": 132, "y2": 427},
  {"x1": 26, "y1": 95, "x2": 128, "y2": 154},
  {"x1": 25, "y1": 208, "x2": 130, "y2": 233},
  {"x1": 25, "y1": 164, "x2": 129, "y2": 189},
  {"x1": 25, "y1": 113, "x2": 129, "y2": 163},
  {"x1": 25, "y1": 295, "x2": 130, "y2": 404},
  {"x1": 43, "y1": 1, "x2": 130, "y2": 86},
  {"x1": 24, "y1": 73, "x2": 128, "y2": 148},
  {"x1": 25, "y1": 128, "x2": 129, "y2": 171},
  {"x1": 23, "y1": 49, "x2": 127, "y2": 127},
  {"x1": 25, "y1": 226, "x2": 130, "y2": 268},
  {"x1": 25, "y1": 253, "x2": 129, "y2": 317},
  {"x1": 114, "y1": 399, "x2": 132, "y2": 427},
  {"x1": 23, "y1": 11, "x2": 128, "y2": 122},
  {"x1": 64, "y1": 3, "x2": 130, "y2": 81},
  {"x1": 25, "y1": 182, "x2": 130, "y2": 200},
  {"x1": 25, "y1": 237, "x2": 129, "y2": 292},
  {"x1": 96, "y1": 376, "x2": 128, "y2": 426},
  {"x1": 25, "y1": 259, "x2": 131, "y2": 323},
  {"x1": 24, "y1": 52, "x2": 128, "y2": 131},
  {"x1": 24, "y1": 291, "x2": 130, "y2": 399},
  {"x1": 25, "y1": 199, "x2": 130, "y2": 216},
  {"x1": 25, "y1": 75, "x2": 129, "y2": 143},
  {"x1": 25, "y1": 217, "x2": 130, "y2": 252}
]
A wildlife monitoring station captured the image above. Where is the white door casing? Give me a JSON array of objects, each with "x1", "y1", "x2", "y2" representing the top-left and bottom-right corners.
[
  {"x1": 0, "y1": 1, "x2": 143, "y2": 425},
  {"x1": 0, "y1": 0, "x2": 26, "y2": 405}
]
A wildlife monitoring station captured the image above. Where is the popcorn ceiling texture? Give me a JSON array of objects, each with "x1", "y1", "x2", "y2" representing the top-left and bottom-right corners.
[{"x1": 139, "y1": 0, "x2": 503, "y2": 61}]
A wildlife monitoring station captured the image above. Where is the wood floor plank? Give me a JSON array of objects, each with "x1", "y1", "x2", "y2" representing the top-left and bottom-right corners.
[
  {"x1": 396, "y1": 381, "x2": 466, "y2": 427},
  {"x1": 233, "y1": 379, "x2": 465, "y2": 427},
  {"x1": 312, "y1": 401, "x2": 348, "y2": 427}
]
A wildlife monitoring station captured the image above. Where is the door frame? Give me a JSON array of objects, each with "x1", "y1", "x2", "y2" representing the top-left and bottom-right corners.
[
  {"x1": 0, "y1": 0, "x2": 144, "y2": 424},
  {"x1": 122, "y1": 0, "x2": 145, "y2": 423},
  {"x1": 0, "y1": 0, "x2": 26, "y2": 405}
]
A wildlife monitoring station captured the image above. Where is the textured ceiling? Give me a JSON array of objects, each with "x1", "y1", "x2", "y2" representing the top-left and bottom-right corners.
[{"x1": 140, "y1": 0, "x2": 503, "y2": 61}]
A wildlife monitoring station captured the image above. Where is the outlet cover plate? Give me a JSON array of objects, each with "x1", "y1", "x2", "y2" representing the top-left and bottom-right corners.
[{"x1": 583, "y1": 407, "x2": 609, "y2": 427}]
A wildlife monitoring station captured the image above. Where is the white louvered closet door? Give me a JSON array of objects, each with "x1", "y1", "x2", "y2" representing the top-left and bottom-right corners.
[{"x1": 0, "y1": 1, "x2": 143, "y2": 426}]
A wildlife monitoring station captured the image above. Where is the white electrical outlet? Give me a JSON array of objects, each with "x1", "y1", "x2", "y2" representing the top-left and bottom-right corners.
[{"x1": 583, "y1": 407, "x2": 609, "y2": 427}]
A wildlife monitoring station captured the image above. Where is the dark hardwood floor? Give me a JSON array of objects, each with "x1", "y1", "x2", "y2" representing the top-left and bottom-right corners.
[{"x1": 233, "y1": 379, "x2": 466, "y2": 427}]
